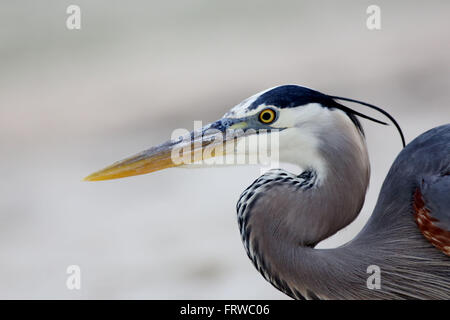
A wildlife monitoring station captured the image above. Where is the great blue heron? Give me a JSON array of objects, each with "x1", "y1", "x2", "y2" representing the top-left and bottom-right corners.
[{"x1": 85, "y1": 85, "x2": 450, "y2": 299}]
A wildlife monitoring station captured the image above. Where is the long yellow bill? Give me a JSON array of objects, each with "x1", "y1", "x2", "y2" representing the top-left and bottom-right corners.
[{"x1": 84, "y1": 122, "x2": 248, "y2": 181}]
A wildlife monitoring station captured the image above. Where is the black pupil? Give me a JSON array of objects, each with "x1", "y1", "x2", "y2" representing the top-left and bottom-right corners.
[{"x1": 262, "y1": 112, "x2": 272, "y2": 121}]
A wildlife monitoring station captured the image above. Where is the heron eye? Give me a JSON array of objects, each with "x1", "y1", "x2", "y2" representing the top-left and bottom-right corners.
[{"x1": 259, "y1": 109, "x2": 276, "y2": 124}]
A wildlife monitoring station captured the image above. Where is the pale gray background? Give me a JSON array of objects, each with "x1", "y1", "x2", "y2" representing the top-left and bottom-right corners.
[{"x1": 0, "y1": 1, "x2": 449, "y2": 299}]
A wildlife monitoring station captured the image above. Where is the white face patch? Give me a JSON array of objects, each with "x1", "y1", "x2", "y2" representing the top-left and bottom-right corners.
[
  {"x1": 220, "y1": 93, "x2": 367, "y2": 185},
  {"x1": 276, "y1": 126, "x2": 327, "y2": 184},
  {"x1": 275, "y1": 104, "x2": 368, "y2": 185},
  {"x1": 270, "y1": 103, "x2": 324, "y2": 128},
  {"x1": 223, "y1": 102, "x2": 331, "y2": 182}
]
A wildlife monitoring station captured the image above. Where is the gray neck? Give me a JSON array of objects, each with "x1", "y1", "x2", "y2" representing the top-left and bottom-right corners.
[
  {"x1": 237, "y1": 121, "x2": 371, "y2": 299},
  {"x1": 237, "y1": 122, "x2": 450, "y2": 299}
]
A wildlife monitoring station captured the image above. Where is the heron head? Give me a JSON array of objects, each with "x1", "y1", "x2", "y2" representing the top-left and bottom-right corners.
[{"x1": 84, "y1": 85, "x2": 403, "y2": 181}]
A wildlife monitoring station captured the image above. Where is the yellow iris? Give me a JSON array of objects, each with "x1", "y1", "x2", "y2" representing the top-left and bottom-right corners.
[{"x1": 259, "y1": 108, "x2": 276, "y2": 124}]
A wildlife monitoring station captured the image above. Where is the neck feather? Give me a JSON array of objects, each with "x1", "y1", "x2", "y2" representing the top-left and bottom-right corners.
[{"x1": 237, "y1": 115, "x2": 370, "y2": 299}]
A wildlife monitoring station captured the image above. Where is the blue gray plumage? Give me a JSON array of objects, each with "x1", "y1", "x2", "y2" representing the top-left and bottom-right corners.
[
  {"x1": 228, "y1": 86, "x2": 448, "y2": 299},
  {"x1": 237, "y1": 123, "x2": 450, "y2": 299}
]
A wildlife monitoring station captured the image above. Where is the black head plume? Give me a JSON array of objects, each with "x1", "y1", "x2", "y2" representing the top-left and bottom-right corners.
[
  {"x1": 328, "y1": 95, "x2": 406, "y2": 148},
  {"x1": 245, "y1": 85, "x2": 406, "y2": 148}
]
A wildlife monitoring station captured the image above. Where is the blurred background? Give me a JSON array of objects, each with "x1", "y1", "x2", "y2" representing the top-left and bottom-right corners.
[{"x1": 0, "y1": 0, "x2": 449, "y2": 299}]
